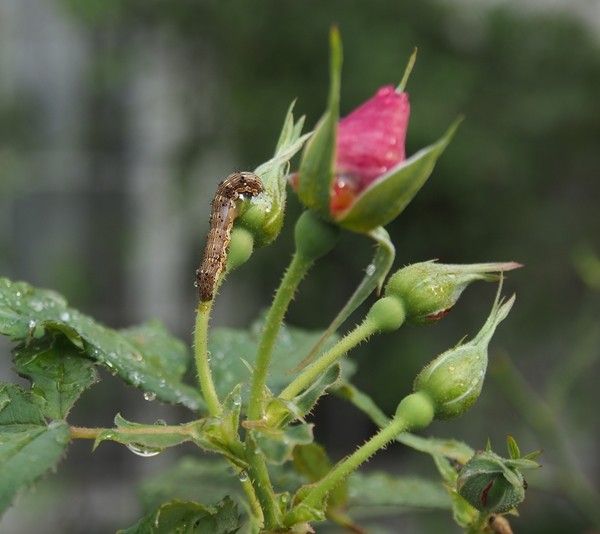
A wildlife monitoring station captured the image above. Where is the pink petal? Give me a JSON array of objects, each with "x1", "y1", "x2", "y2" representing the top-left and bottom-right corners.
[{"x1": 331, "y1": 86, "x2": 410, "y2": 215}]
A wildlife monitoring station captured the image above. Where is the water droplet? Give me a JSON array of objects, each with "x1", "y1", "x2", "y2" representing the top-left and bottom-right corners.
[
  {"x1": 30, "y1": 300, "x2": 44, "y2": 312},
  {"x1": 143, "y1": 391, "x2": 156, "y2": 401},
  {"x1": 366, "y1": 263, "x2": 376, "y2": 276},
  {"x1": 15, "y1": 291, "x2": 22, "y2": 297},
  {"x1": 131, "y1": 372, "x2": 142, "y2": 386},
  {"x1": 154, "y1": 419, "x2": 167, "y2": 426},
  {"x1": 133, "y1": 352, "x2": 143, "y2": 362},
  {"x1": 28, "y1": 320, "x2": 37, "y2": 330},
  {"x1": 238, "y1": 470, "x2": 249, "y2": 482},
  {"x1": 126, "y1": 443, "x2": 161, "y2": 457},
  {"x1": 60, "y1": 311, "x2": 70, "y2": 322}
]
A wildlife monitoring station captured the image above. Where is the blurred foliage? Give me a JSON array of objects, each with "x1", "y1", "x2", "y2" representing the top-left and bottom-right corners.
[{"x1": 1, "y1": 0, "x2": 598, "y2": 532}]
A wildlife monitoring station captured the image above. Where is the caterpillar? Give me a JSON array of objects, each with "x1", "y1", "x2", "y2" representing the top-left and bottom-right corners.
[{"x1": 196, "y1": 171, "x2": 263, "y2": 301}]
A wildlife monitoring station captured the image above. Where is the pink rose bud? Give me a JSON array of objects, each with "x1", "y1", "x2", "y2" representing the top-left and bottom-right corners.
[{"x1": 331, "y1": 86, "x2": 410, "y2": 214}]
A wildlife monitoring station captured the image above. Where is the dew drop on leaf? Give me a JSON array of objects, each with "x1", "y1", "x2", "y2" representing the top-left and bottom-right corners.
[{"x1": 143, "y1": 391, "x2": 156, "y2": 401}]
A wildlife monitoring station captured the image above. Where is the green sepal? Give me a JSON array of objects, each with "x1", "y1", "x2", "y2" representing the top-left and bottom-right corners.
[
  {"x1": 239, "y1": 101, "x2": 310, "y2": 247},
  {"x1": 457, "y1": 450, "x2": 529, "y2": 513},
  {"x1": 294, "y1": 226, "x2": 394, "y2": 371},
  {"x1": 414, "y1": 288, "x2": 515, "y2": 419},
  {"x1": 336, "y1": 118, "x2": 462, "y2": 232},
  {"x1": 296, "y1": 27, "x2": 342, "y2": 219},
  {"x1": 252, "y1": 423, "x2": 314, "y2": 465},
  {"x1": 92, "y1": 413, "x2": 198, "y2": 454}
]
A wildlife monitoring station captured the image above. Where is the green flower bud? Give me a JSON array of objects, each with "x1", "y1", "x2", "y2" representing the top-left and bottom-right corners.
[
  {"x1": 238, "y1": 102, "x2": 310, "y2": 247},
  {"x1": 414, "y1": 288, "x2": 515, "y2": 419},
  {"x1": 226, "y1": 228, "x2": 254, "y2": 272},
  {"x1": 385, "y1": 261, "x2": 521, "y2": 324},
  {"x1": 366, "y1": 296, "x2": 406, "y2": 332},
  {"x1": 294, "y1": 210, "x2": 340, "y2": 263},
  {"x1": 457, "y1": 450, "x2": 527, "y2": 513}
]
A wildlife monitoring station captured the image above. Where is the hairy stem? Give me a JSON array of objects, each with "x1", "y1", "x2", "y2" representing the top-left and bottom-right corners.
[
  {"x1": 280, "y1": 318, "x2": 378, "y2": 401},
  {"x1": 247, "y1": 253, "x2": 312, "y2": 420},
  {"x1": 299, "y1": 415, "x2": 408, "y2": 510},
  {"x1": 69, "y1": 423, "x2": 197, "y2": 440},
  {"x1": 194, "y1": 300, "x2": 221, "y2": 416},
  {"x1": 246, "y1": 437, "x2": 282, "y2": 529},
  {"x1": 239, "y1": 473, "x2": 264, "y2": 526}
]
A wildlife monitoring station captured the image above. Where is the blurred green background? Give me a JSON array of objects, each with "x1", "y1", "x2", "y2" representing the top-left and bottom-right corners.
[{"x1": 0, "y1": 0, "x2": 598, "y2": 532}]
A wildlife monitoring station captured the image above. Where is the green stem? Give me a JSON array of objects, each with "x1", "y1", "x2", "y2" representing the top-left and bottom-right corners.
[
  {"x1": 239, "y1": 473, "x2": 264, "y2": 526},
  {"x1": 247, "y1": 253, "x2": 312, "y2": 420},
  {"x1": 69, "y1": 423, "x2": 198, "y2": 440},
  {"x1": 194, "y1": 300, "x2": 221, "y2": 416},
  {"x1": 300, "y1": 415, "x2": 409, "y2": 510},
  {"x1": 280, "y1": 318, "x2": 378, "y2": 401},
  {"x1": 246, "y1": 437, "x2": 282, "y2": 529}
]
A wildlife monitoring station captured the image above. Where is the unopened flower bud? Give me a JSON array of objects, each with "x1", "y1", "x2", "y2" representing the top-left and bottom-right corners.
[
  {"x1": 385, "y1": 261, "x2": 521, "y2": 324},
  {"x1": 457, "y1": 450, "x2": 527, "y2": 513},
  {"x1": 413, "y1": 289, "x2": 515, "y2": 419}
]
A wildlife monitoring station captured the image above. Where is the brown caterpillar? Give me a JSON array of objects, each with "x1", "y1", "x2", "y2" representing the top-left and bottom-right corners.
[{"x1": 196, "y1": 171, "x2": 263, "y2": 301}]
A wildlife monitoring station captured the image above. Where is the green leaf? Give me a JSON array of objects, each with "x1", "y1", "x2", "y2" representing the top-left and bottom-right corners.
[
  {"x1": 293, "y1": 227, "x2": 395, "y2": 371},
  {"x1": 119, "y1": 497, "x2": 241, "y2": 534},
  {"x1": 209, "y1": 320, "x2": 338, "y2": 401},
  {"x1": 119, "y1": 321, "x2": 191, "y2": 384},
  {"x1": 296, "y1": 27, "x2": 342, "y2": 218},
  {"x1": 506, "y1": 435, "x2": 521, "y2": 459},
  {"x1": 293, "y1": 443, "x2": 347, "y2": 508},
  {"x1": 139, "y1": 457, "x2": 243, "y2": 512},
  {"x1": 0, "y1": 384, "x2": 70, "y2": 515},
  {"x1": 253, "y1": 423, "x2": 313, "y2": 465},
  {"x1": 0, "y1": 277, "x2": 203, "y2": 411},
  {"x1": 346, "y1": 472, "x2": 452, "y2": 515},
  {"x1": 337, "y1": 118, "x2": 463, "y2": 233},
  {"x1": 13, "y1": 335, "x2": 97, "y2": 420},
  {"x1": 138, "y1": 456, "x2": 301, "y2": 515}
]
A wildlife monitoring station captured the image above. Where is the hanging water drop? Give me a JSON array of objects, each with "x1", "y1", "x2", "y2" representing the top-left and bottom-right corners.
[
  {"x1": 238, "y1": 470, "x2": 249, "y2": 482},
  {"x1": 126, "y1": 443, "x2": 161, "y2": 458},
  {"x1": 143, "y1": 391, "x2": 156, "y2": 401}
]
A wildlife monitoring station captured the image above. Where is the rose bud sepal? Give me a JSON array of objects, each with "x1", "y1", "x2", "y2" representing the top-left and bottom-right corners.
[
  {"x1": 457, "y1": 437, "x2": 539, "y2": 514},
  {"x1": 385, "y1": 260, "x2": 522, "y2": 324},
  {"x1": 413, "y1": 287, "x2": 515, "y2": 419},
  {"x1": 238, "y1": 101, "x2": 310, "y2": 248},
  {"x1": 335, "y1": 117, "x2": 462, "y2": 233}
]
